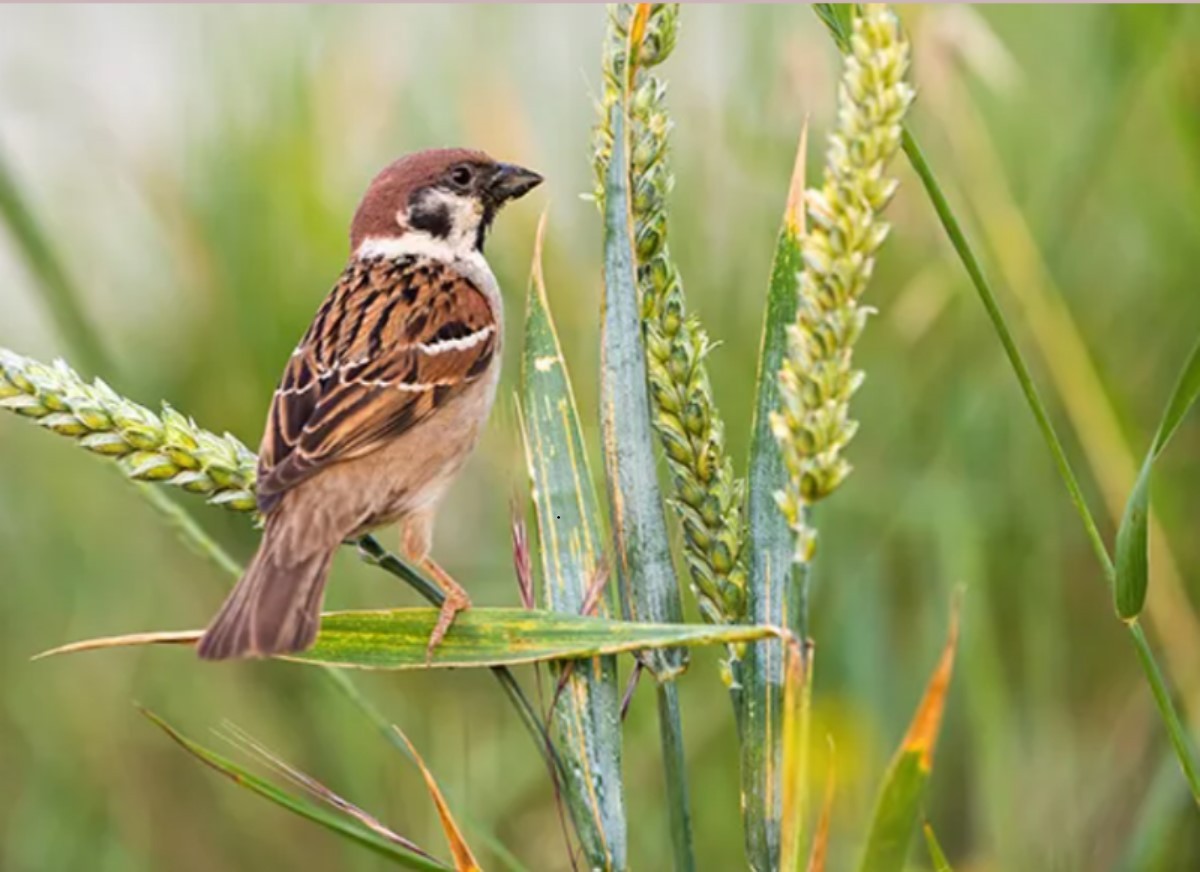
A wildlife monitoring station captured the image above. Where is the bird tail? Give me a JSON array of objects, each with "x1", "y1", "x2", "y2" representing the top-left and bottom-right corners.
[{"x1": 197, "y1": 517, "x2": 335, "y2": 661}]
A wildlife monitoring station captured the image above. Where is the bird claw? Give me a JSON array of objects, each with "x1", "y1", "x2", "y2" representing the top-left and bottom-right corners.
[{"x1": 425, "y1": 590, "x2": 471, "y2": 665}]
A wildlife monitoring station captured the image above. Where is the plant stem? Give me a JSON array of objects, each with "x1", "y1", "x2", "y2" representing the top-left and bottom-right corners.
[
  {"x1": 900, "y1": 124, "x2": 1200, "y2": 807},
  {"x1": 355, "y1": 535, "x2": 448, "y2": 606},
  {"x1": 656, "y1": 682, "x2": 696, "y2": 872},
  {"x1": 900, "y1": 129, "x2": 1113, "y2": 579},
  {"x1": 355, "y1": 535, "x2": 569, "y2": 789},
  {"x1": 1128, "y1": 620, "x2": 1200, "y2": 806}
]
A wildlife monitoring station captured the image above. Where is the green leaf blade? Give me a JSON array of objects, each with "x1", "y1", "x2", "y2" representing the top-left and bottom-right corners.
[
  {"x1": 860, "y1": 752, "x2": 927, "y2": 872},
  {"x1": 38, "y1": 607, "x2": 781, "y2": 670},
  {"x1": 1115, "y1": 459, "x2": 1152, "y2": 619},
  {"x1": 858, "y1": 599, "x2": 959, "y2": 872},
  {"x1": 598, "y1": 24, "x2": 696, "y2": 866},
  {"x1": 520, "y1": 215, "x2": 628, "y2": 870},
  {"x1": 741, "y1": 130, "x2": 809, "y2": 871},
  {"x1": 1115, "y1": 337, "x2": 1200, "y2": 619},
  {"x1": 923, "y1": 822, "x2": 953, "y2": 872},
  {"x1": 600, "y1": 93, "x2": 687, "y2": 675},
  {"x1": 813, "y1": 3, "x2": 857, "y2": 52}
]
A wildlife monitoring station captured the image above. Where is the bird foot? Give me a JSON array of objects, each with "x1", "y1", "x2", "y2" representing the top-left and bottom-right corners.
[{"x1": 425, "y1": 587, "x2": 471, "y2": 664}]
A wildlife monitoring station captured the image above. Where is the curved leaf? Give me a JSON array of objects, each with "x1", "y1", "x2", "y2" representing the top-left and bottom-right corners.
[
  {"x1": 1115, "y1": 337, "x2": 1200, "y2": 618},
  {"x1": 394, "y1": 728, "x2": 481, "y2": 872}
]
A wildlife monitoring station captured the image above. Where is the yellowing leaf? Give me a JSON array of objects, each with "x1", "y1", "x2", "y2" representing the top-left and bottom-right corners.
[
  {"x1": 34, "y1": 607, "x2": 781, "y2": 670},
  {"x1": 901, "y1": 594, "x2": 961, "y2": 770},
  {"x1": 806, "y1": 738, "x2": 836, "y2": 872},
  {"x1": 858, "y1": 595, "x2": 962, "y2": 872},
  {"x1": 395, "y1": 728, "x2": 481, "y2": 872}
]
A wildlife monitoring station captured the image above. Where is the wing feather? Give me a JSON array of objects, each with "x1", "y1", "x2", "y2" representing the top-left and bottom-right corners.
[{"x1": 256, "y1": 255, "x2": 497, "y2": 513}]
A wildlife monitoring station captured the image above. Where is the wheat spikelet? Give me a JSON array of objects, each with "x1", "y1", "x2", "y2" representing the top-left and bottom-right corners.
[
  {"x1": 771, "y1": 4, "x2": 914, "y2": 563},
  {"x1": 0, "y1": 348, "x2": 257, "y2": 513}
]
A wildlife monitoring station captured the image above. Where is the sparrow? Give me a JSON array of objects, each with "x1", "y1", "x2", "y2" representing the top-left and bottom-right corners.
[{"x1": 197, "y1": 148, "x2": 543, "y2": 661}]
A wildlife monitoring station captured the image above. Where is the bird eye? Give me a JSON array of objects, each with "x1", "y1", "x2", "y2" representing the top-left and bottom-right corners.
[{"x1": 450, "y1": 165, "x2": 474, "y2": 187}]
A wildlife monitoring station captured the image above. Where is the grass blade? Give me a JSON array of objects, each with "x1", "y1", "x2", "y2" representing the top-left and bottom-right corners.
[
  {"x1": 141, "y1": 709, "x2": 450, "y2": 871},
  {"x1": 923, "y1": 822, "x2": 953, "y2": 872},
  {"x1": 894, "y1": 124, "x2": 1200, "y2": 805},
  {"x1": 858, "y1": 596, "x2": 960, "y2": 872},
  {"x1": 36, "y1": 607, "x2": 782, "y2": 668},
  {"x1": 1116, "y1": 338, "x2": 1200, "y2": 618},
  {"x1": 520, "y1": 212, "x2": 627, "y2": 869},
  {"x1": 742, "y1": 124, "x2": 810, "y2": 870},
  {"x1": 394, "y1": 728, "x2": 482, "y2": 872},
  {"x1": 813, "y1": 3, "x2": 856, "y2": 51},
  {"x1": 598, "y1": 4, "x2": 687, "y2": 679},
  {"x1": 597, "y1": 6, "x2": 694, "y2": 869}
]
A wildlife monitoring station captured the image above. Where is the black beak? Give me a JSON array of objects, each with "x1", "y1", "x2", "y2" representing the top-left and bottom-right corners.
[{"x1": 488, "y1": 163, "x2": 543, "y2": 203}]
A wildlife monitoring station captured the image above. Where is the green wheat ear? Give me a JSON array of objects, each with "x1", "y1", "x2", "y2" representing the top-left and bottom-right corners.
[
  {"x1": 0, "y1": 348, "x2": 258, "y2": 512},
  {"x1": 771, "y1": 2, "x2": 914, "y2": 563}
]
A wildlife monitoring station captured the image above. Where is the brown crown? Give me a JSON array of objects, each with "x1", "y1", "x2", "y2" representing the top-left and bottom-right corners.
[{"x1": 349, "y1": 148, "x2": 494, "y2": 251}]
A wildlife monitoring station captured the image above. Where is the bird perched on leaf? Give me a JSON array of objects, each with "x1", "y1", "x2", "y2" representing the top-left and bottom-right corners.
[{"x1": 197, "y1": 148, "x2": 543, "y2": 661}]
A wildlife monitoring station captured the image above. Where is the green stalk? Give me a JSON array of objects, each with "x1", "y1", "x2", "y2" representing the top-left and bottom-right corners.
[
  {"x1": 656, "y1": 683, "x2": 695, "y2": 872},
  {"x1": 1128, "y1": 620, "x2": 1200, "y2": 802},
  {"x1": 898, "y1": 131, "x2": 1112, "y2": 576},
  {"x1": 600, "y1": 98, "x2": 696, "y2": 872},
  {"x1": 898, "y1": 128, "x2": 1200, "y2": 807}
]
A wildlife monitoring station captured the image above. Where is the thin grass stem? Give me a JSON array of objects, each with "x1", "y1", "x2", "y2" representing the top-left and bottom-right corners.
[
  {"x1": 656, "y1": 682, "x2": 696, "y2": 872},
  {"x1": 899, "y1": 128, "x2": 1113, "y2": 581},
  {"x1": 899, "y1": 125, "x2": 1200, "y2": 807}
]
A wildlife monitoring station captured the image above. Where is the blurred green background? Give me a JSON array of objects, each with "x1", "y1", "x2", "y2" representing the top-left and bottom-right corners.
[{"x1": 2, "y1": 4, "x2": 1200, "y2": 870}]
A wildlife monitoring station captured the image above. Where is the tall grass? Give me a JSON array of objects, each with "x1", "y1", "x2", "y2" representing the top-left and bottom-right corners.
[{"x1": 2, "y1": 3, "x2": 1200, "y2": 870}]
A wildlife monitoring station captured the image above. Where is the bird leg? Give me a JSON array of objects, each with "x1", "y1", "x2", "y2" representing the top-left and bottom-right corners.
[
  {"x1": 399, "y1": 513, "x2": 471, "y2": 661},
  {"x1": 421, "y1": 557, "x2": 472, "y2": 661}
]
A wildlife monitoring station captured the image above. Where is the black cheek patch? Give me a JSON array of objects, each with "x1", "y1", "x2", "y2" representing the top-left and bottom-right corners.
[
  {"x1": 409, "y1": 196, "x2": 452, "y2": 240},
  {"x1": 474, "y1": 204, "x2": 497, "y2": 252}
]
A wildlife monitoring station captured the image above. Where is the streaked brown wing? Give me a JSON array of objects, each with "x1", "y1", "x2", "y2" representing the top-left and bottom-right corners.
[{"x1": 256, "y1": 255, "x2": 497, "y2": 514}]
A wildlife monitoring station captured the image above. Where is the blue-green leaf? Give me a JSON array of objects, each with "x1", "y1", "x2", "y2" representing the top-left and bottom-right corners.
[
  {"x1": 520, "y1": 213, "x2": 628, "y2": 870},
  {"x1": 741, "y1": 127, "x2": 809, "y2": 870},
  {"x1": 599, "y1": 55, "x2": 686, "y2": 678}
]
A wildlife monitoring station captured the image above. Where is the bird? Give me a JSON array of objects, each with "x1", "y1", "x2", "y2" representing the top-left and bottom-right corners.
[{"x1": 197, "y1": 148, "x2": 543, "y2": 661}]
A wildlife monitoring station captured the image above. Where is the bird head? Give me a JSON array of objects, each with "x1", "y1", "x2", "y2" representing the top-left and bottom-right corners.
[{"x1": 350, "y1": 148, "x2": 543, "y2": 258}]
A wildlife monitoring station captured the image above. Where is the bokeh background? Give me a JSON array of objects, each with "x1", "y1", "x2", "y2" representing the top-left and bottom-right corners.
[{"x1": 2, "y1": 4, "x2": 1199, "y2": 870}]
